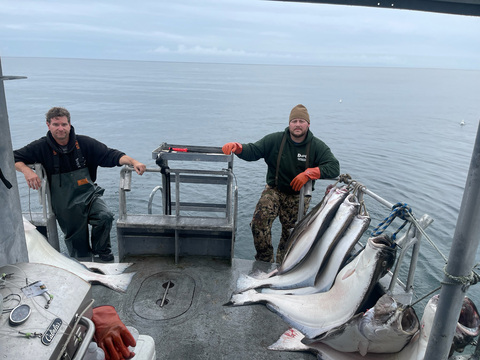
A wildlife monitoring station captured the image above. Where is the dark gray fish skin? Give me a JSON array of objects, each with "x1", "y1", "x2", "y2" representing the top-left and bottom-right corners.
[
  {"x1": 352, "y1": 233, "x2": 397, "y2": 316},
  {"x1": 278, "y1": 186, "x2": 349, "y2": 276},
  {"x1": 450, "y1": 296, "x2": 480, "y2": 355}
]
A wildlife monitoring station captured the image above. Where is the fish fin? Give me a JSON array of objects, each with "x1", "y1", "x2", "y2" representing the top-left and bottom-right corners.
[
  {"x1": 341, "y1": 268, "x2": 355, "y2": 280},
  {"x1": 228, "y1": 289, "x2": 259, "y2": 306},
  {"x1": 80, "y1": 261, "x2": 134, "y2": 275},
  {"x1": 358, "y1": 339, "x2": 369, "y2": 356},
  {"x1": 23, "y1": 217, "x2": 37, "y2": 231},
  {"x1": 236, "y1": 273, "x2": 261, "y2": 293},
  {"x1": 249, "y1": 268, "x2": 278, "y2": 279},
  {"x1": 268, "y1": 328, "x2": 309, "y2": 351},
  {"x1": 408, "y1": 330, "x2": 421, "y2": 345},
  {"x1": 264, "y1": 268, "x2": 279, "y2": 278},
  {"x1": 91, "y1": 271, "x2": 136, "y2": 293},
  {"x1": 249, "y1": 269, "x2": 267, "y2": 279},
  {"x1": 24, "y1": 222, "x2": 135, "y2": 293}
]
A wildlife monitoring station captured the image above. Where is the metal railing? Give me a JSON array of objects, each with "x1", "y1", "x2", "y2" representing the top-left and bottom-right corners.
[
  {"x1": 118, "y1": 145, "x2": 238, "y2": 263},
  {"x1": 336, "y1": 175, "x2": 433, "y2": 303},
  {"x1": 23, "y1": 164, "x2": 60, "y2": 250}
]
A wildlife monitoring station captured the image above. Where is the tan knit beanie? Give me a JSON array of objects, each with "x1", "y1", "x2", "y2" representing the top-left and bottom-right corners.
[{"x1": 289, "y1": 104, "x2": 310, "y2": 124}]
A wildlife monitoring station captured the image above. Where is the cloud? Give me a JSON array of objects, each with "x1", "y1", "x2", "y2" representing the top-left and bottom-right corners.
[
  {"x1": 3, "y1": 24, "x2": 28, "y2": 30},
  {"x1": 0, "y1": 0, "x2": 478, "y2": 69},
  {"x1": 152, "y1": 44, "x2": 266, "y2": 58}
]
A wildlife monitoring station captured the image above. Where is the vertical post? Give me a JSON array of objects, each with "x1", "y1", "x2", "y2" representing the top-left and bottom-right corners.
[
  {"x1": 297, "y1": 180, "x2": 312, "y2": 222},
  {"x1": 297, "y1": 187, "x2": 305, "y2": 222},
  {"x1": 0, "y1": 57, "x2": 28, "y2": 266},
  {"x1": 175, "y1": 170, "x2": 180, "y2": 264},
  {"x1": 424, "y1": 120, "x2": 480, "y2": 359},
  {"x1": 405, "y1": 215, "x2": 434, "y2": 290}
]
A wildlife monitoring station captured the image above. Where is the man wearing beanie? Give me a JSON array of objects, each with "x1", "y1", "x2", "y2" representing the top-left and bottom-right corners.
[{"x1": 222, "y1": 104, "x2": 339, "y2": 263}]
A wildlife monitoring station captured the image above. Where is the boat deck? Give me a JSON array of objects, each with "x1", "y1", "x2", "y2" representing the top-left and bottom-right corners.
[{"x1": 91, "y1": 255, "x2": 315, "y2": 360}]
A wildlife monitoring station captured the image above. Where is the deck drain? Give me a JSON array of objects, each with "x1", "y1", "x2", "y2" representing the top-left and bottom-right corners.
[
  {"x1": 133, "y1": 272, "x2": 195, "y2": 320},
  {"x1": 157, "y1": 298, "x2": 169, "y2": 306},
  {"x1": 157, "y1": 281, "x2": 175, "y2": 307},
  {"x1": 162, "y1": 281, "x2": 175, "y2": 289}
]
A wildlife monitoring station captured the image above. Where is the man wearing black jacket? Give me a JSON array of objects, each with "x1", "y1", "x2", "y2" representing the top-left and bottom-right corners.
[{"x1": 14, "y1": 107, "x2": 146, "y2": 261}]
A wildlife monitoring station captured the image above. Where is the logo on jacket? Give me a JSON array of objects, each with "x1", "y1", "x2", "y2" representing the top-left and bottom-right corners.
[{"x1": 297, "y1": 153, "x2": 307, "y2": 162}]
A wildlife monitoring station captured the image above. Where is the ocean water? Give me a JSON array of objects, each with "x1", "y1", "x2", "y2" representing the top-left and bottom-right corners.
[{"x1": 3, "y1": 57, "x2": 480, "y2": 316}]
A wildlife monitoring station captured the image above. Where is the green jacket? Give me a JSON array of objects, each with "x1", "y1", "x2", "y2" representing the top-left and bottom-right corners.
[{"x1": 237, "y1": 128, "x2": 340, "y2": 194}]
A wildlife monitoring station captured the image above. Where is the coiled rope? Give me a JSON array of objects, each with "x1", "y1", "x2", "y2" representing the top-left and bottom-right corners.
[
  {"x1": 442, "y1": 264, "x2": 480, "y2": 290},
  {"x1": 335, "y1": 174, "x2": 370, "y2": 217},
  {"x1": 371, "y1": 202, "x2": 412, "y2": 241}
]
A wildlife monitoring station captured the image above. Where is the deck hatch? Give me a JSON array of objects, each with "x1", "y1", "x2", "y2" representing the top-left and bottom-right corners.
[{"x1": 133, "y1": 271, "x2": 195, "y2": 320}]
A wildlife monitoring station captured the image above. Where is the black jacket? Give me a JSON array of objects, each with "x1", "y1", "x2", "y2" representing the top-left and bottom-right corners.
[{"x1": 14, "y1": 126, "x2": 125, "y2": 184}]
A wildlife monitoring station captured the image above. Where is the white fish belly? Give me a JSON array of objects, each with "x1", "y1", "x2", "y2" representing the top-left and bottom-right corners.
[{"x1": 24, "y1": 218, "x2": 135, "y2": 293}]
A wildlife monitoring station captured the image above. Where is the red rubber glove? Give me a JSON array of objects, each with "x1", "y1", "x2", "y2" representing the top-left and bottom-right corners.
[
  {"x1": 222, "y1": 142, "x2": 243, "y2": 155},
  {"x1": 92, "y1": 306, "x2": 136, "y2": 360},
  {"x1": 290, "y1": 167, "x2": 321, "y2": 192}
]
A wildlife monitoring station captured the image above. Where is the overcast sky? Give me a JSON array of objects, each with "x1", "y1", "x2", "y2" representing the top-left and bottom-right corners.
[{"x1": 1, "y1": 0, "x2": 479, "y2": 69}]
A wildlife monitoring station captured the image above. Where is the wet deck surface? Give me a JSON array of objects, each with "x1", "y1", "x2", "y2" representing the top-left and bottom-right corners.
[{"x1": 91, "y1": 256, "x2": 315, "y2": 360}]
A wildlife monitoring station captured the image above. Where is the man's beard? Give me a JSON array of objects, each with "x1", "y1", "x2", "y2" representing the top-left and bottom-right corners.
[{"x1": 291, "y1": 129, "x2": 307, "y2": 139}]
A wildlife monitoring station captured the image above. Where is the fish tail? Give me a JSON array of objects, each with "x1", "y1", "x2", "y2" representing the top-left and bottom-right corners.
[
  {"x1": 80, "y1": 261, "x2": 134, "y2": 275},
  {"x1": 236, "y1": 273, "x2": 260, "y2": 292},
  {"x1": 268, "y1": 328, "x2": 309, "y2": 352},
  {"x1": 99, "y1": 272, "x2": 136, "y2": 293},
  {"x1": 227, "y1": 289, "x2": 259, "y2": 306}
]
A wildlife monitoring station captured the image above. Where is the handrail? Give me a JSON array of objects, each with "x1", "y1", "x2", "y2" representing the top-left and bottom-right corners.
[
  {"x1": 119, "y1": 166, "x2": 161, "y2": 218},
  {"x1": 27, "y1": 163, "x2": 54, "y2": 222},
  {"x1": 71, "y1": 317, "x2": 95, "y2": 360},
  {"x1": 148, "y1": 186, "x2": 162, "y2": 214},
  {"x1": 24, "y1": 163, "x2": 60, "y2": 250},
  {"x1": 119, "y1": 166, "x2": 235, "y2": 219},
  {"x1": 118, "y1": 163, "x2": 237, "y2": 264},
  {"x1": 388, "y1": 214, "x2": 433, "y2": 294},
  {"x1": 297, "y1": 180, "x2": 313, "y2": 222}
]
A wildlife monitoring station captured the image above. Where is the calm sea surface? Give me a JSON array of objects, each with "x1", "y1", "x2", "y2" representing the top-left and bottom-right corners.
[{"x1": 3, "y1": 57, "x2": 480, "y2": 317}]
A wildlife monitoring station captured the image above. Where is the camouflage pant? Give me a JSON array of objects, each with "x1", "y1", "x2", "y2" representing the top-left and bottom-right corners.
[{"x1": 251, "y1": 185, "x2": 311, "y2": 263}]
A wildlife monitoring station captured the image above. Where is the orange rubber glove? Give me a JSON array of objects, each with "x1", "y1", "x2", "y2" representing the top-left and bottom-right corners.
[
  {"x1": 290, "y1": 167, "x2": 321, "y2": 192},
  {"x1": 92, "y1": 306, "x2": 136, "y2": 360},
  {"x1": 222, "y1": 142, "x2": 243, "y2": 155}
]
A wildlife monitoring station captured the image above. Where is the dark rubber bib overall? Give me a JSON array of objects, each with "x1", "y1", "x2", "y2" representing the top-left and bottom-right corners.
[{"x1": 50, "y1": 143, "x2": 113, "y2": 257}]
